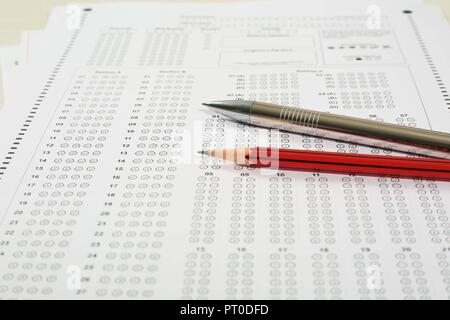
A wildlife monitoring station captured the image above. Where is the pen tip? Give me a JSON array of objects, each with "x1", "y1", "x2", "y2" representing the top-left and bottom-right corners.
[{"x1": 202, "y1": 102, "x2": 212, "y2": 107}]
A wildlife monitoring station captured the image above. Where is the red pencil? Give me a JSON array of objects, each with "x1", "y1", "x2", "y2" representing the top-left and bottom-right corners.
[{"x1": 200, "y1": 147, "x2": 450, "y2": 181}]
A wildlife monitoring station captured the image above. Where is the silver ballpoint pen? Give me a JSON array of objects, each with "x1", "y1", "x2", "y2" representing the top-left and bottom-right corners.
[{"x1": 202, "y1": 100, "x2": 450, "y2": 159}]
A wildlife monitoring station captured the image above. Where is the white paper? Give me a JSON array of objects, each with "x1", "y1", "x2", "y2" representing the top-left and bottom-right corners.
[
  {"x1": 0, "y1": 1, "x2": 450, "y2": 299},
  {"x1": 0, "y1": 46, "x2": 20, "y2": 109}
]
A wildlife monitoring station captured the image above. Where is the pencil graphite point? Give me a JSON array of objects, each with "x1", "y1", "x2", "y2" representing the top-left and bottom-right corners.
[{"x1": 198, "y1": 150, "x2": 209, "y2": 155}]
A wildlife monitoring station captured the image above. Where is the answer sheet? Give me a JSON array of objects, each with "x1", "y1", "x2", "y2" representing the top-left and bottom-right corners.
[{"x1": 1, "y1": 1, "x2": 450, "y2": 299}]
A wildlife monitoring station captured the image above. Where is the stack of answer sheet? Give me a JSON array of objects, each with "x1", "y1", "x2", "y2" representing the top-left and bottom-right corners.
[{"x1": 1, "y1": 0, "x2": 450, "y2": 299}]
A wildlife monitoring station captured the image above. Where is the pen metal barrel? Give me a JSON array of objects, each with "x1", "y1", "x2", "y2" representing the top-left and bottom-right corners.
[{"x1": 248, "y1": 101, "x2": 450, "y2": 159}]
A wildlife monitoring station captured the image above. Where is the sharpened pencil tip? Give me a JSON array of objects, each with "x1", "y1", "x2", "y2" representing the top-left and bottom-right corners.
[{"x1": 198, "y1": 150, "x2": 209, "y2": 156}]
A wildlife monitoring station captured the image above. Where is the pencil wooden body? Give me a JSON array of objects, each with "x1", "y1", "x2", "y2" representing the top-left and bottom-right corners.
[{"x1": 203, "y1": 147, "x2": 450, "y2": 181}]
